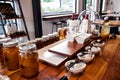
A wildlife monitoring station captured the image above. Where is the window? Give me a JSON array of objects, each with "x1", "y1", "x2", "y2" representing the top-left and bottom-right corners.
[{"x1": 41, "y1": 0, "x2": 77, "y2": 16}]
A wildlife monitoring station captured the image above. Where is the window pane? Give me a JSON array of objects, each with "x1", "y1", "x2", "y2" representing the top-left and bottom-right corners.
[{"x1": 41, "y1": 0, "x2": 76, "y2": 16}]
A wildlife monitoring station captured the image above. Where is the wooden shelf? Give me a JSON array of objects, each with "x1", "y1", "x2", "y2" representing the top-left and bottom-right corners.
[{"x1": 3, "y1": 16, "x2": 23, "y2": 20}]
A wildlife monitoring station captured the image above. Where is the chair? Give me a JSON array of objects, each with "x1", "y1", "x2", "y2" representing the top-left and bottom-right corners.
[{"x1": 52, "y1": 21, "x2": 62, "y2": 33}]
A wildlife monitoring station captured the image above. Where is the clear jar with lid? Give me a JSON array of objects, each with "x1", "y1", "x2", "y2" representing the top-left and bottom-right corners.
[
  {"x1": 0, "y1": 38, "x2": 11, "y2": 66},
  {"x1": 42, "y1": 35, "x2": 50, "y2": 46},
  {"x1": 35, "y1": 38, "x2": 44, "y2": 49},
  {"x1": 58, "y1": 28, "x2": 65, "y2": 40},
  {"x1": 53, "y1": 32, "x2": 59, "y2": 41},
  {"x1": 100, "y1": 17, "x2": 110, "y2": 40},
  {"x1": 2, "y1": 40, "x2": 19, "y2": 70},
  {"x1": 19, "y1": 44, "x2": 39, "y2": 78},
  {"x1": 48, "y1": 34, "x2": 55, "y2": 44}
]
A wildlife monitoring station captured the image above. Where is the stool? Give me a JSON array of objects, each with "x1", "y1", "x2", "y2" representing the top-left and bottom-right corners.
[
  {"x1": 52, "y1": 21, "x2": 62, "y2": 33},
  {"x1": 61, "y1": 20, "x2": 67, "y2": 27}
]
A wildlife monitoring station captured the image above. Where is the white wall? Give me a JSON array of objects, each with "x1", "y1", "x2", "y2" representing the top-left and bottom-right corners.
[
  {"x1": 106, "y1": 0, "x2": 120, "y2": 12},
  {"x1": 20, "y1": 0, "x2": 35, "y2": 40}
]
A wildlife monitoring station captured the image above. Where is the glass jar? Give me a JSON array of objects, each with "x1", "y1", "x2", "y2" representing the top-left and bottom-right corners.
[
  {"x1": 2, "y1": 40, "x2": 19, "y2": 70},
  {"x1": 58, "y1": 28, "x2": 65, "y2": 40},
  {"x1": 35, "y1": 38, "x2": 44, "y2": 49},
  {"x1": 101, "y1": 18, "x2": 110, "y2": 40},
  {"x1": 0, "y1": 38, "x2": 11, "y2": 66},
  {"x1": 48, "y1": 34, "x2": 55, "y2": 44},
  {"x1": 42, "y1": 35, "x2": 49, "y2": 46},
  {"x1": 19, "y1": 44, "x2": 39, "y2": 78},
  {"x1": 53, "y1": 32, "x2": 59, "y2": 41}
]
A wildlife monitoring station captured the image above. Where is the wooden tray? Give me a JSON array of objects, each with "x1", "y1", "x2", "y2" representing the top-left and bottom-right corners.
[{"x1": 48, "y1": 41, "x2": 85, "y2": 57}]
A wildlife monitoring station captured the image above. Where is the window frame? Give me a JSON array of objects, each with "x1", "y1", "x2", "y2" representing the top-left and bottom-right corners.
[{"x1": 41, "y1": 0, "x2": 77, "y2": 17}]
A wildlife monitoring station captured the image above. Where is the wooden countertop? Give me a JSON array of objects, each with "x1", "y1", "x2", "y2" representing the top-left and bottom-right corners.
[
  {"x1": 102, "y1": 14, "x2": 120, "y2": 17},
  {"x1": 93, "y1": 20, "x2": 120, "y2": 26},
  {"x1": 8, "y1": 37, "x2": 120, "y2": 80}
]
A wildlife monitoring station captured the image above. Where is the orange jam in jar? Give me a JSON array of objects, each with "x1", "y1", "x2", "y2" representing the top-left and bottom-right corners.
[
  {"x1": 19, "y1": 44, "x2": 39, "y2": 78},
  {"x1": 3, "y1": 40, "x2": 19, "y2": 70},
  {"x1": 0, "y1": 38, "x2": 11, "y2": 66}
]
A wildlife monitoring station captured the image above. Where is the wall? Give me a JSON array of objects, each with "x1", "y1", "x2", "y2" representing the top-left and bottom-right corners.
[
  {"x1": 106, "y1": 0, "x2": 120, "y2": 12},
  {"x1": 20, "y1": 0, "x2": 35, "y2": 40}
]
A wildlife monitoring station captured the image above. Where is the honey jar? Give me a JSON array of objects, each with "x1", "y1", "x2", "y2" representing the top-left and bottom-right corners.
[
  {"x1": 58, "y1": 28, "x2": 65, "y2": 40},
  {"x1": 19, "y1": 44, "x2": 39, "y2": 78},
  {"x1": 2, "y1": 40, "x2": 19, "y2": 70},
  {"x1": 0, "y1": 38, "x2": 11, "y2": 67}
]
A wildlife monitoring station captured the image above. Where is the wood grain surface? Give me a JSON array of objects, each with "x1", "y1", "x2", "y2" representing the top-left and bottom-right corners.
[{"x1": 8, "y1": 38, "x2": 120, "y2": 80}]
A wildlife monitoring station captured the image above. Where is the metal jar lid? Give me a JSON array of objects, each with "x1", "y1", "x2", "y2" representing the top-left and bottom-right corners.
[
  {"x1": 0, "y1": 38, "x2": 11, "y2": 44},
  {"x1": 42, "y1": 35, "x2": 49, "y2": 40},
  {"x1": 3, "y1": 40, "x2": 18, "y2": 48},
  {"x1": 19, "y1": 43, "x2": 36, "y2": 52}
]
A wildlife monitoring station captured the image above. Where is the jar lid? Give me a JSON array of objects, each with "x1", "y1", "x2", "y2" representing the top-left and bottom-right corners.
[
  {"x1": 19, "y1": 44, "x2": 36, "y2": 52},
  {"x1": 0, "y1": 38, "x2": 11, "y2": 44},
  {"x1": 42, "y1": 35, "x2": 49, "y2": 40},
  {"x1": 48, "y1": 34, "x2": 54, "y2": 37},
  {"x1": 3, "y1": 40, "x2": 18, "y2": 47},
  {"x1": 35, "y1": 38, "x2": 44, "y2": 42}
]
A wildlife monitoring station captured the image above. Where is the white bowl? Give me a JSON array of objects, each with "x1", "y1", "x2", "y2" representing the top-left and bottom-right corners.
[
  {"x1": 91, "y1": 46, "x2": 101, "y2": 54},
  {"x1": 77, "y1": 52, "x2": 95, "y2": 63},
  {"x1": 65, "y1": 60, "x2": 86, "y2": 74},
  {"x1": 93, "y1": 43, "x2": 105, "y2": 47}
]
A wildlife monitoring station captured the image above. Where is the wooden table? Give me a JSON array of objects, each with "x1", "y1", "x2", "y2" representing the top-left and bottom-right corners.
[
  {"x1": 102, "y1": 14, "x2": 120, "y2": 18},
  {"x1": 93, "y1": 20, "x2": 120, "y2": 26},
  {"x1": 7, "y1": 37, "x2": 120, "y2": 80}
]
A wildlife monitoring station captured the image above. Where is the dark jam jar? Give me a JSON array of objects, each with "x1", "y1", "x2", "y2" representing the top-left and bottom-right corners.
[
  {"x1": 35, "y1": 38, "x2": 45, "y2": 49},
  {"x1": 3, "y1": 40, "x2": 19, "y2": 70},
  {"x1": 19, "y1": 44, "x2": 39, "y2": 78},
  {"x1": 53, "y1": 32, "x2": 59, "y2": 41},
  {"x1": 48, "y1": 34, "x2": 55, "y2": 44},
  {"x1": 42, "y1": 35, "x2": 50, "y2": 46}
]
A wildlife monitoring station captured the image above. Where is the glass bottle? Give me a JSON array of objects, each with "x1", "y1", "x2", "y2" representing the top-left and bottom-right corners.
[
  {"x1": 19, "y1": 44, "x2": 39, "y2": 78},
  {"x1": 2, "y1": 40, "x2": 19, "y2": 70},
  {"x1": 100, "y1": 17, "x2": 110, "y2": 40}
]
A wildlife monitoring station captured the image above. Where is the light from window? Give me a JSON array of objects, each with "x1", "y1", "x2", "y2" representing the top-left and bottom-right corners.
[{"x1": 41, "y1": 0, "x2": 76, "y2": 16}]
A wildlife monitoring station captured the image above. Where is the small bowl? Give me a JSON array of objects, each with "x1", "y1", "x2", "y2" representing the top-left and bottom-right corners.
[
  {"x1": 91, "y1": 46, "x2": 101, "y2": 54},
  {"x1": 93, "y1": 39, "x2": 105, "y2": 48},
  {"x1": 65, "y1": 60, "x2": 86, "y2": 74},
  {"x1": 77, "y1": 52, "x2": 95, "y2": 63}
]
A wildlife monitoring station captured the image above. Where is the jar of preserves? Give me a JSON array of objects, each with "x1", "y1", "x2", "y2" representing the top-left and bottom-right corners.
[
  {"x1": 48, "y1": 34, "x2": 55, "y2": 44},
  {"x1": 0, "y1": 38, "x2": 11, "y2": 66},
  {"x1": 101, "y1": 17, "x2": 110, "y2": 40},
  {"x1": 53, "y1": 32, "x2": 59, "y2": 41},
  {"x1": 42, "y1": 35, "x2": 49, "y2": 46},
  {"x1": 2, "y1": 40, "x2": 19, "y2": 70},
  {"x1": 58, "y1": 28, "x2": 65, "y2": 40},
  {"x1": 35, "y1": 38, "x2": 44, "y2": 49},
  {"x1": 19, "y1": 44, "x2": 39, "y2": 78}
]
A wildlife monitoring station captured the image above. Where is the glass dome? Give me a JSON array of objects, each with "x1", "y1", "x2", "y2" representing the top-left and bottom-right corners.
[
  {"x1": 78, "y1": 6, "x2": 101, "y2": 37},
  {"x1": 78, "y1": 6, "x2": 100, "y2": 23}
]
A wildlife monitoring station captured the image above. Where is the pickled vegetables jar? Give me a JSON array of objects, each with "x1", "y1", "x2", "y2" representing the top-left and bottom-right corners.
[
  {"x1": 2, "y1": 40, "x2": 19, "y2": 70},
  {"x1": 19, "y1": 44, "x2": 39, "y2": 78}
]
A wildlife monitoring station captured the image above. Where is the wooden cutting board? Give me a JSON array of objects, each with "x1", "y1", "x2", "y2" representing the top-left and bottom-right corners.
[{"x1": 48, "y1": 41, "x2": 85, "y2": 57}]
